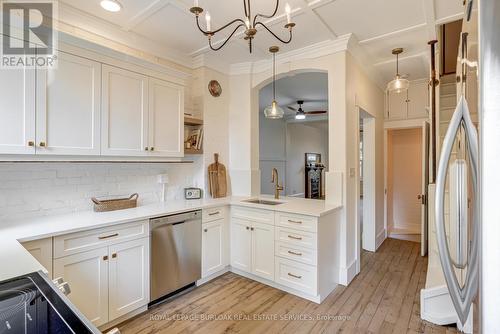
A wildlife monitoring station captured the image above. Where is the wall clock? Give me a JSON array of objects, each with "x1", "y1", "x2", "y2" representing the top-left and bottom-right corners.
[{"x1": 208, "y1": 80, "x2": 222, "y2": 97}]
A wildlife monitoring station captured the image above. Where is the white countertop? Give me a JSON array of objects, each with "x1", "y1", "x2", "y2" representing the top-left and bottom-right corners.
[{"x1": 0, "y1": 195, "x2": 341, "y2": 282}]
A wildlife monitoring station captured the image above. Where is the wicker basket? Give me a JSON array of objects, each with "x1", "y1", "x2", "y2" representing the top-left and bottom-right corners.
[{"x1": 91, "y1": 193, "x2": 139, "y2": 212}]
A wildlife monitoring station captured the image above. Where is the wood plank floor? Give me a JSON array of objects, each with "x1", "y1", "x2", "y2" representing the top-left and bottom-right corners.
[{"x1": 119, "y1": 238, "x2": 459, "y2": 334}]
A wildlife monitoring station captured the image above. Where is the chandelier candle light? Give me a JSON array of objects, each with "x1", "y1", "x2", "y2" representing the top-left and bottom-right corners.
[
  {"x1": 264, "y1": 46, "x2": 284, "y2": 119},
  {"x1": 190, "y1": 0, "x2": 296, "y2": 53}
]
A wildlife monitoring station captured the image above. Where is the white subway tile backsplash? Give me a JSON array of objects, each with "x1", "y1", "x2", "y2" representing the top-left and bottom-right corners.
[{"x1": 0, "y1": 161, "x2": 203, "y2": 221}]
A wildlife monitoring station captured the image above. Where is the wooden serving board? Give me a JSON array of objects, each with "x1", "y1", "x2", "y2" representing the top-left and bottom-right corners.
[{"x1": 208, "y1": 153, "x2": 227, "y2": 198}]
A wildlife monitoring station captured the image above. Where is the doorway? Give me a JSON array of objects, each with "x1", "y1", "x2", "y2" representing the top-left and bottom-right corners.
[{"x1": 386, "y1": 128, "x2": 423, "y2": 242}]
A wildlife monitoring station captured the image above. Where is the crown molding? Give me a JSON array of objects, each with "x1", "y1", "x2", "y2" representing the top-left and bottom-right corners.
[{"x1": 229, "y1": 35, "x2": 351, "y2": 75}]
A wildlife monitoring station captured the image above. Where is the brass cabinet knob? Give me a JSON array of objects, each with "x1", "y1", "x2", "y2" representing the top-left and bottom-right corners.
[
  {"x1": 145, "y1": 147, "x2": 149, "y2": 151},
  {"x1": 28, "y1": 141, "x2": 34, "y2": 147},
  {"x1": 250, "y1": 227, "x2": 254, "y2": 231},
  {"x1": 103, "y1": 255, "x2": 108, "y2": 261},
  {"x1": 150, "y1": 147, "x2": 155, "y2": 151},
  {"x1": 39, "y1": 141, "x2": 46, "y2": 147},
  {"x1": 112, "y1": 253, "x2": 117, "y2": 258},
  {"x1": 246, "y1": 226, "x2": 250, "y2": 230},
  {"x1": 204, "y1": 229, "x2": 208, "y2": 232}
]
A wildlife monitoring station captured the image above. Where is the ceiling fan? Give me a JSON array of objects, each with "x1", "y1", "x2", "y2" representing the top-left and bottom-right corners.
[{"x1": 287, "y1": 100, "x2": 327, "y2": 120}]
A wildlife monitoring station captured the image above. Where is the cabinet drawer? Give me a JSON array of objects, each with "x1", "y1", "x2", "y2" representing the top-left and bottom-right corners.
[
  {"x1": 202, "y1": 206, "x2": 226, "y2": 223},
  {"x1": 276, "y1": 212, "x2": 317, "y2": 233},
  {"x1": 275, "y1": 241, "x2": 317, "y2": 266},
  {"x1": 54, "y1": 220, "x2": 149, "y2": 258},
  {"x1": 231, "y1": 206, "x2": 274, "y2": 225},
  {"x1": 275, "y1": 227, "x2": 317, "y2": 249},
  {"x1": 275, "y1": 257, "x2": 317, "y2": 296}
]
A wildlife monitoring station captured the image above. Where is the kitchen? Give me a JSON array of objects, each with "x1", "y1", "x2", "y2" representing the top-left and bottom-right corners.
[{"x1": 0, "y1": 0, "x2": 499, "y2": 333}]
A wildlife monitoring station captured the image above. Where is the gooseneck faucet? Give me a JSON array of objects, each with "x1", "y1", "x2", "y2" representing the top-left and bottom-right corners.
[{"x1": 271, "y1": 168, "x2": 284, "y2": 200}]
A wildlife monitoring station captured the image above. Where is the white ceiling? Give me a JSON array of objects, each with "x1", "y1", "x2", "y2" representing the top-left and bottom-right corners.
[
  {"x1": 58, "y1": 0, "x2": 467, "y2": 81},
  {"x1": 259, "y1": 72, "x2": 328, "y2": 117}
]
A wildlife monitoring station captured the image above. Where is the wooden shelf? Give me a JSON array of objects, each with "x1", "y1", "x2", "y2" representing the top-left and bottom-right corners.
[
  {"x1": 184, "y1": 116, "x2": 203, "y2": 126},
  {"x1": 185, "y1": 148, "x2": 203, "y2": 155}
]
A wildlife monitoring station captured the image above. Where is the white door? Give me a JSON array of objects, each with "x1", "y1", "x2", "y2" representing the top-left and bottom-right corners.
[
  {"x1": 408, "y1": 82, "x2": 429, "y2": 119},
  {"x1": 388, "y1": 90, "x2": 407, "y2": 120},
  {"x1": 36, "y1": 52, "x2": 101, "y2": 155},
  {"x1": 148, "y1": 78, "x2": 184, "y2": 157},
  {"x1": 0, "y1": 67, "x2": 35, "y2": 154},
  {"x1": 251, "y1": 222, "x2": 275, "y2": 281},
  {"x1": 202, "y1": 220, "x2": 225, "y2": 278},
  {"x1": 108, "y1": 238, "x2": 149, "y2": 321},
  {"x1": 230, "y1": 218, "x2": 252, "y2": 273},
  {"x1": 421, "y1": 121, "x2": 430, "y2": 256},
  {"x1": 53, "y1": 247, "x2": 109, "y2": 326},
  {"x1": 101, "y1": 65, "x2": 149, "y2": 156}
]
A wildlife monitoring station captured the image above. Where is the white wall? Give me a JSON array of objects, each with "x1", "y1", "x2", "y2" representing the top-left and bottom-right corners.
[
  {"x1": 0, "y1": 160, "x2": 203, "y2": 221},
  {"x1": 286, "y1": 122, "x2": 329, "y2": 196}
]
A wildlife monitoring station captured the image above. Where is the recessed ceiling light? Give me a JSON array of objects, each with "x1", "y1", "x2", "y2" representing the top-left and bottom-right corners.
[{"x1": 100, "y1": 0, "x2": 122, "y2": 12}]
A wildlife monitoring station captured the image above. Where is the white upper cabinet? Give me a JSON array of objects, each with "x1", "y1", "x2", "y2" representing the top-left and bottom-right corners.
[
  {"x1": 407, "y1": 81, "x2": 429, "y2": 119},
  {"x1": 0, "y1": 67, "x2": 35, "y2": 154},
  {"x1": 101, "y1": 65, "x2": 149, "y2": 156},
  {"x1": 148, "y1": 78, "x2": 184, "y2": 157},
  {"x1": 387, "y1": 90, "x2": 407, "y2": 120},
  {"x1": 36, "y1": 52, "x2": 101, "y2": 155},
  {"x1": 386, "y1": 81, "x2": 429, "y2": 121}
]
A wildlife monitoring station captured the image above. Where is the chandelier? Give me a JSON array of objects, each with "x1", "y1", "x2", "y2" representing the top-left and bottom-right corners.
[{"x1": 190, "y1": 0, "x2": 296, "y2": 53}]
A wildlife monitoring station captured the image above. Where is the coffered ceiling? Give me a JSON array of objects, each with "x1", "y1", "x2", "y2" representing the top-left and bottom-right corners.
[{"x1": 58, "y1": 0, "x2": 467, "y2": 82}]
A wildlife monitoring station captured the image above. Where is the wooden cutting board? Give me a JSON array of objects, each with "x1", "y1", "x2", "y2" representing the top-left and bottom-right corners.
[{"x1": 208, "y1": 153, "x2": 227, "y2": 198}]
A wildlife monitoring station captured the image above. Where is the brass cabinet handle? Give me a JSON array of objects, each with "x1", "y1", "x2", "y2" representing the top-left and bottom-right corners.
[
  {"x1": 112, "y1": 253, "x2": 117, "y2": 258},
  {"x1": 208, "y1": 211, "x2": 220, "y2": 216},
  {"x1": 288, "y1": 235, "x2": 302, "y2": 240},
  {"x1": 287, "y1": 219, "x2": 303, "y2": 224},
  {"x1": 103, "y1": 255, "x2": 108, "y2": 261},
  {"x1": 288, "y1": 250, "x2": 302, "y2": 256},
  {"x1": 39, "y1": 141, "x2": 46, "y2": 147},
  {"x1": 98, "y1": 233, "x2": 118, "y2": 240},
  {"x1": 288, "y1": 272, "x2": 302, "y2": 279},
  {"x1": 28, "y1": 141, "x2": 34, "y2": 147}
]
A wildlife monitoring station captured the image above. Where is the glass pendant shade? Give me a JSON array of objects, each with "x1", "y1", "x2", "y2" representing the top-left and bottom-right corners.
[
  {"x1": 295, "y1": 109, "x2": 306, "y2": 120},
  {"x1": 264, "y1": 100, "x2": 284, "y2": 119},
  {"x1": 387, "y1": 75, "x2": 410, "y2": 93}
]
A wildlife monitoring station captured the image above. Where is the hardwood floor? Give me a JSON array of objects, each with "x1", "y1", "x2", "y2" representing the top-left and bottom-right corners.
[{"x1": 119, "y1": 238, "x2": 459, "y2": 334}]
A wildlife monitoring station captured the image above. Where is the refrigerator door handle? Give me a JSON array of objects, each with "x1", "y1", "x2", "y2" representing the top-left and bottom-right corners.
[{"x1": 435, "y1": 95, "x2": 479, "y2": 326}]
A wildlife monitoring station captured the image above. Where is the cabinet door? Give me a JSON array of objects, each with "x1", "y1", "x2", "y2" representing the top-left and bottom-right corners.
[
  {"x1": 101, "y1": 65, "x2": 149, "y2": 156},
  {"x1": 230, "y1": 218, "x2": 252, "y2": 273},
  {"x1": 148, "y1": 78, "x2": 184, "y2": 157},
  {"x1": 251, "y1": 222, "x2": 275, "y2": 281},
  {"x1": 108, "y1": 238, "x2": 149, "y2": 321},
  {"x1": 21, "y1": 238, "x2": 53, "y2": 278},
  {"x1": 202, "y1": 219, "x2": 225, "y2": 278},
  {"x1": 387, "y1": 90, "x2": 407, "y2": 120},
  {"x1": 36, "y1": 52, "x2": 101, "y2": 155},
  {"x1": 407, "y1": 81, "x2": 429, "y2": 119},
  {"x1": 0, "y1": 67, "x2": 35, "y2": 154},
  {"x1": 53, "y1": 247, "x2": 109, "y2": 326}
]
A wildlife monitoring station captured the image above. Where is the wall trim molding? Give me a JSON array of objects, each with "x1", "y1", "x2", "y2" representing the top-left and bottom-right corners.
[
  {"x1": 339, "y1": 258, "x2": 359, "y2": 286},
  {"x1": 376, "y1": 228, "x2": 386, "y2": 250}
]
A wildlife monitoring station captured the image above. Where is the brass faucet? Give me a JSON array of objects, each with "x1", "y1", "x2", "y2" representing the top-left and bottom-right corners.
[{"x1": 271, "y1": 168, "x2": 284, "y2": 199}]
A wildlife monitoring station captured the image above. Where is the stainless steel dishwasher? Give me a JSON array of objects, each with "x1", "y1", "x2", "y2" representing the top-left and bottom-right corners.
[{"x1": 150, "y1": 210, "x2": 201, "y2": 303}]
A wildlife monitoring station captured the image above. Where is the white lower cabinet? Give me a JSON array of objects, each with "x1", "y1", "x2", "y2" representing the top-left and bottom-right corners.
[
  {"x1": 21, "y1": 238, "x2": 53, "y2": 278},
  {"x1": 53, "y1": 247, "x2": 109, "y2": 326},
  {"x1": 108, "y1": 238, "x2": 149, "y2": 320},
  {"x1": 53, "y1": 224, "x2": 150, "y2": 327},
  {"x1": 202, "y1": 219, "x2": 227, "y2": 278},
  {"x1": 230, "y1": 213, "x2": 275, "y2": 281}
]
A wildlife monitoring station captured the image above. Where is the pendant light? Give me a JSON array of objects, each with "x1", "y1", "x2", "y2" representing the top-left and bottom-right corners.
[
  {"x1": 295, "y1": 101, "x2": 306, "y2": 120},
  {"x1": 387, "y1": 48, "x2": 410, "y2": 94},
  {"x1": 264, "y1": 46, "x2": 284, "y2": 119}
]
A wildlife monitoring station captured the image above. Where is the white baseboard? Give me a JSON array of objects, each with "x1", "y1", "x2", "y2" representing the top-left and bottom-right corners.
[
  {"x1": 339, "y1": 258, "x2": 359, "y2": 286},
  {"x1": 376, "y1": 228, "x2": 386, "y2": 250}
]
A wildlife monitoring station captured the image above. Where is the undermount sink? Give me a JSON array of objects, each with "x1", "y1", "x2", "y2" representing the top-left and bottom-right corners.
[{"x1": 243, "y1": 199, "x2": 284, "y2": 206}]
